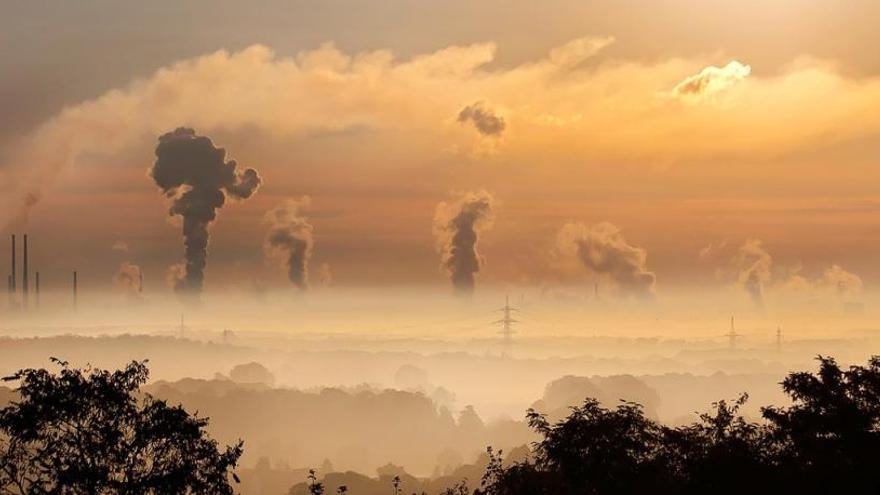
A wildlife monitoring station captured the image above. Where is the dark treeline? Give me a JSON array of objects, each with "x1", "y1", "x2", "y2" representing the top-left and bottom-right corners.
[{"x1": 2, "y1": 356, "x2": 879, "y2": 494}]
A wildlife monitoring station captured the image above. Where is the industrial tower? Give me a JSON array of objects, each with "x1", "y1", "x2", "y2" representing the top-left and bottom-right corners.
[
  {"x1": 494, "y1": 295, "x2": 519, "y2": 357},
  {"x1": 726, "y1": 315, "x2": 741, "y2": 349}
]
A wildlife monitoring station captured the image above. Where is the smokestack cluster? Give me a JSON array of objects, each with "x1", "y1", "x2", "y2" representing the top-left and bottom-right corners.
[
  {"x1": 433, "y1": 190, "x2": 496, "y2": 294},
  {"x1": 7, "y1": 234, "x2": 38, "y2": 310},
  {"x1": 151, "y1": 128, "x2": 262, "y2": 295},
  {"x1": 264, "y1": 197, "x2": 314, "y2": 290}
]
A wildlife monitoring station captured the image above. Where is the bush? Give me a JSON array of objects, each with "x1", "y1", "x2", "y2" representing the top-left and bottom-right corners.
[{"x1": 0, "y1": 359, "x2": 243, "y2": 494}]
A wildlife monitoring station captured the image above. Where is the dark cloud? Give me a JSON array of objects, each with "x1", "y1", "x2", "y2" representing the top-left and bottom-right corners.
[
  {"x1": 433, "y1": 190, "x2": 495, "y2": 294},
  {"x1": 557, "y1": 222, "x2": 655, "y2": 298},
  {"x1": 458, "y1": 101, "x2": 505, "y2": 136},
  {"x1": 264, "y1": 197, "x2": 314, "y2": 290},
  {"x1": 151, "y1": 128, "x2": 261, "y2": 294}
]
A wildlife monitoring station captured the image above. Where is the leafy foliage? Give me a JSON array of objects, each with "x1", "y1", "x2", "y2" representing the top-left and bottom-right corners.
[
  {"x1": 476, "y1": 356, "x2": 880, "y2": 495},
  {"x1": 0, "y1": 359, "x2": 242, "y2": 494}
]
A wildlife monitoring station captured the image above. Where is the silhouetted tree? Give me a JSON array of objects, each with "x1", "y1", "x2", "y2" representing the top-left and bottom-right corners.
[
  {"x1": 307, "y1": 469, "x2": 325, "y2": 495},
  {"x1": 762, "y1": 356, "x2": 880, "y2": 493},
  {"x1": 0, "y1": 359, "x2": 242, "y2": 494},
  {"x1": 476, "y1": 355, "x2": 880, "y2": 495}
]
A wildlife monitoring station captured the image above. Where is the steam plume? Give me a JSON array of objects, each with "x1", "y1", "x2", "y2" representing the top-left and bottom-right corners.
[
  {"x1": 264, "y1": 197, "x2": 314, "y2": 290},
  {"x1": 557, "y1": 222, "x2": 655, "y2": 298},
  {"x1": 151, "y1": 128, "x2": 261, "y2": 294},
  {"x1": 433, "y1": 190, "x2": 495, "y2": 294},
  {"x1": 735, "y1": 239, "x2": 772, "y2": 309},
  {"x1": 113, "y1": 262, "x2": 143, "y2": 296},
  {"x1": 458, "y1": 101, "x2": 505, "y2": 136}
]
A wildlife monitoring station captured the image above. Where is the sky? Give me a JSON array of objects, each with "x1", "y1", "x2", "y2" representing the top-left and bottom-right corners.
[{"x1": 2, "y1": 0, "x2": 880, "y2": 300}]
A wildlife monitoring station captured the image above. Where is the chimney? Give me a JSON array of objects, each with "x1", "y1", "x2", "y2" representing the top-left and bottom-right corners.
[
  {"x1": 73, "y1": 270, "x2": 78, "y2": 310},
  {"x1": 10, "y1": 234, "x2": 15, "y2": 294},
  {"x1": 22, "y1": 234, "x2": 28, "y2": 309}
]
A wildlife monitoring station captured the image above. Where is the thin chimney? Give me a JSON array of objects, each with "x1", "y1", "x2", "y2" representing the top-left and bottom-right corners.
[
  {"x1": 22, "y1": 234, "x2": 28, "y2": 309},
  {"x1": 10, "y1": 234, "x2": 15, "y2": 294},
  {"x1": 73, "y1": 270, "x2": 78, "y2": 310}
]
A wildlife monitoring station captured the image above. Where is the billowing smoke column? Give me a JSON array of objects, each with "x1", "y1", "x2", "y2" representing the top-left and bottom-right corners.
[
  {"x1": 433, "y1": 190, "x2": 495, "y2": 294},
  {"x1": 557, "y1": 222, "x2": 656, "y2": 299},
  {"x1": 264, "y1": 197, "x2": 314, "y2": 290},
  {"x1": 151, "y1": 128, "x2": 261, "y2": 293},
  {"x1": 736, "y1": 239, "x2": 772, "y2": 310}
]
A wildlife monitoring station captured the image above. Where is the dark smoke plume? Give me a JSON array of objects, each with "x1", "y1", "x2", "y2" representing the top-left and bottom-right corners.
[
  {"x1": 264, "y1": 197, "x2": 314, "y2": 290},
  {"x1": 433, "y1": 190, "x2": 495, "y2": 294},
  {"x1": 151, "y1": 128, "x2": 261, "y2": 294},
  {"x1": 458, "y1": 101, "x2": 505, "y2": 137},
  {"x1": 557, "y1": 222, "x2": 656, "y2": 299}
]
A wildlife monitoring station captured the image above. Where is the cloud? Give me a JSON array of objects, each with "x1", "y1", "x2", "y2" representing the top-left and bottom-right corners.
[
  {"x1": 781, "y1": 263, "x2": 864, "y2": 296},
  {"x1": 264, "y1": 197, "x2": 314, "y2": 290},
  {"x1": 673, "y1": 60, "x2": 751, "y2": 100},
  {"x1": 111, "y1": 240, "x2": 130, "y2": 253},
  {"x1": 4, "y1": 38, "x2": 880, "y2": 230},
  {"x1": 433, "y1": 190, "x2": 495, "y2": 294},
  {"x1": 556, "y1": 222, "x2": 655, "y2": 298},
  {"x1": 458, "y1": 101, "x2": 505, "y2": 137}
]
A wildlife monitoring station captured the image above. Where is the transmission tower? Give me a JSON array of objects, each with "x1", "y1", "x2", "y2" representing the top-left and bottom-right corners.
[
  {"x1": 725, "y1": 315, "x2": 741, "y2": 349},
  {"x1": 494, "y1": 295, "x2": 519, "y2": 357}
]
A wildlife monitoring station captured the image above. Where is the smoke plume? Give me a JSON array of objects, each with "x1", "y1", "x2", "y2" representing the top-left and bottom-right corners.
[
  {"x1": 734, "y1": 239, "x2": 772, "y2": 309},
  {"x1": 318, "y1": 263, "x2": 334, "y2": 287},
  {"x1": 264, "y1": 197, "x2": 314, "y2": 290},
  {"x1": 151, "y1": 128, "x2": 261, "y2": 294},
  {"x1": 433, "y1": 190, "x2": 495, "y2": 294},
  {"x1": 458, "y1": 101, "x2": 505, "y2": 137},
  {"x1": 557, "y1": 222, "x2": 655, "y2": 298},
  {"x1": 113, "y1": 262, "x2": 143, "y2": 296}
]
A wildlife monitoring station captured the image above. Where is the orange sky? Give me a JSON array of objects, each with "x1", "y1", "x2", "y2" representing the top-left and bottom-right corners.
[{"x1": 1, "y1": 1, "x2": 879, "y2": 298}]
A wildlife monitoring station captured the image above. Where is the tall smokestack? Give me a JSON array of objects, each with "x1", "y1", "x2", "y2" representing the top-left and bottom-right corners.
[
  {"x1": 22, "y1": 234, "x2": 28, "y2": 309},
  {"x1": 35, "y1": 271, "x2": 40, "y2": 310},
  {"x1": 72, "y1": 270, "x2": 77, "y2": 310}
]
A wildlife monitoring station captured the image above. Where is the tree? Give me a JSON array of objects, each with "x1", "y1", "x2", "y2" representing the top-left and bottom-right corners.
[
  {"x1": 477, "y1": 355, "x2": 880, "y2": 495},
  {"x1": 0, "y1": 359, "x2": 242, "y2": 494},
  {"x1": 762, "y1": 355, "x2": 880, "y2": 493}
]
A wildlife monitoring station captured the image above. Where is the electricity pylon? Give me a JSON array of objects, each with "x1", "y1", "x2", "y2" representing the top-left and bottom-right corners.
[{"x1": 494, "y1": 295, "x2": 519, "y2": 357}]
